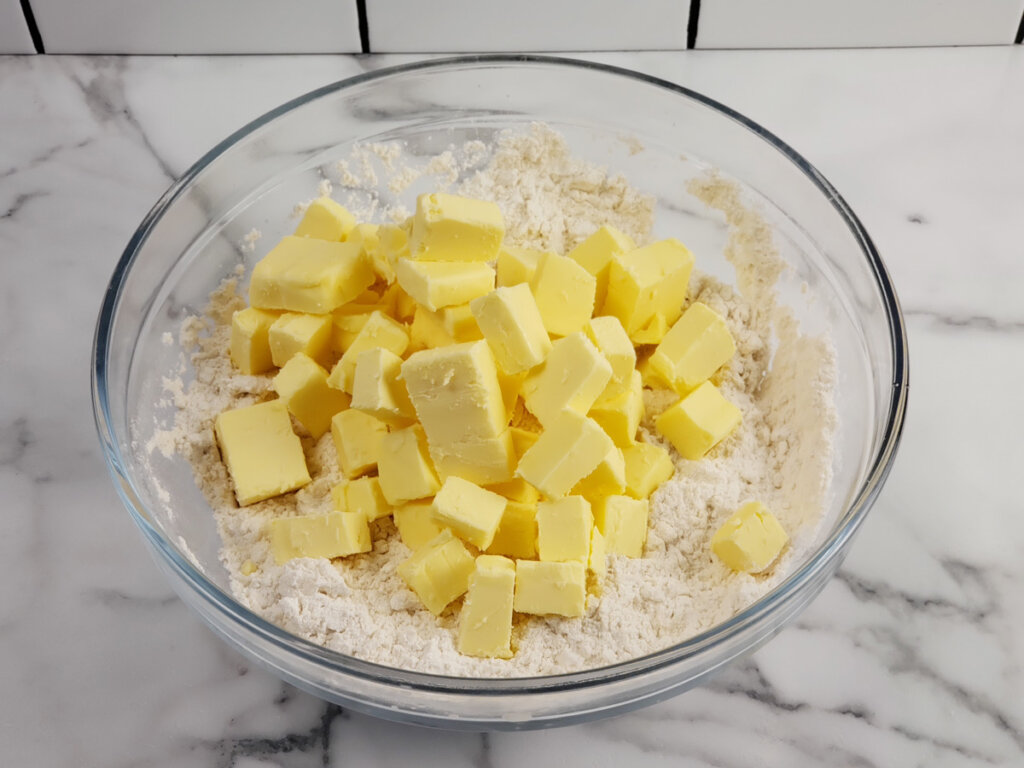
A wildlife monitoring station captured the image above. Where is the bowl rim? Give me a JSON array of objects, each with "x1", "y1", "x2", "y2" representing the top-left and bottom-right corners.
[{"x1": 92, "y1": 53, "x2": 909, "y2": 694}]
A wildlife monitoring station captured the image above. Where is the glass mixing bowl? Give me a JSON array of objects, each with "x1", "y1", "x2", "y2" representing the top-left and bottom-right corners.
[{"x1": 92, "y1": 56, "x2": 908, "y2": 729}]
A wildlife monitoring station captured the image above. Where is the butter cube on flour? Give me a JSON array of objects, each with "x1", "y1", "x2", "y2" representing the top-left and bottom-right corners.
[
  {"x1": 273, "y1": 353, "x2": 350, "y2": 439},
  {"x1": 470, "y1": 284, "x2": 552, "y2": 375},
  {"x1": 584, "y1": 316, "x2": 636, "y2": 397},
  {"x1": 655, "y1": 381, "x2": 741, "y2": 460},
  {"x1": 485, "y1": 501, "x2": 538, "y2": 560},
  {"x1": 592, "y1": 495, "x2": 649, "y2": 558},
  {"x1": 214, "y1": 400, "x2": 311, "y2": 506},
  {"x1": 516, "y1": 411, "x2": 614, "y2": 499},
  {"x1": 513, "y1": 560, "x2": 586, "y2": 618},
  {"x1": 393, "y1": 500, "x2": 445, "y2": 551},
  {"x1": 568, "y1": 225, "x2": 635, "y2": 312},
  {"x1": 377, "y1": 425, "x2": 442, "y2": 505},
  {"x1": 522, "y1": 333, "x2": 611, "y2": 427},
  {"x1": 230, "y1": 307, "x2": 278, "y2": 375},
  {"x1": 432, "y1": 476, "x2": 507, "y2": 550},
  {"x1": 395, "y1": 258, "x2": 495, "y2": 312},
  {"x1": 249, "y1": 236, "x2": 374, "y2": 314},
  {"x1": 621, "y1": 441, "x2": 674, "y2": 499},
  {"x1": 536, "y1": 496, "x2": 593, "y2": 563},
  {"x1": 529, "y1": 252, "x2": 596, "y2": 337},
  {"x1": 345, "y1": 476, "x2": 391, "y2": 522},
  {"x1": 588, "y1": 369, "x2": 643, "y2": 448},
  {"x1": 571, "y1": 443, "x2": 626, "y2": 500},
  {"x1": 458, "y1": 555, "x2": 516, "y2": 659},
  {"x1": 603, "y1": 238, "x2": 694, "y2": 341},
  {"x1": 496, "y1": 246, "x2": 547, "y2": 287},
  {"x1": 712, "y1": 501, "x2": 788, "y2": 573},
  {"x1": 268, "y1": 313, "x2": 333, "y2": 368},
  {"x1": 331, "y1": 408, "x2": 388, "y2": 479},
  {"x1": 398, "y1": 529, "x2": 476, "y2": 615},
  {"x1": 408, "y1": 193, "x2": 505, "y2": 263},
  {"x1": 268, "y1": 511, "x2": 371, "y2": 564},
  {"x1": 293, "y1": 197, "x2": 356, "y2": 242},
  {"x1": 648, "y1": 302, "x2": 736, "y2": 393}
]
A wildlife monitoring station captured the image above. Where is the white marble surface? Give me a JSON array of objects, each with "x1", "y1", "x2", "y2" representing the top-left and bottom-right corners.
[{"x1": 1, "y1": 48, "x2": 1022, "y2": 765}]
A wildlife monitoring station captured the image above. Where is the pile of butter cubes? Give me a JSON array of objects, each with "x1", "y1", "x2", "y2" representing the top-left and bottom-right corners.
[{"x1": 213, "y1": 192, "x2": 788, "y2": 659}]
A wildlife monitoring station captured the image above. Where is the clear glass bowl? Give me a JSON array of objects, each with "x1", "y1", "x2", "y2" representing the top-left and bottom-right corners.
[{"x1": 92, "y1": 56, "x2": 908, "y2": 730}]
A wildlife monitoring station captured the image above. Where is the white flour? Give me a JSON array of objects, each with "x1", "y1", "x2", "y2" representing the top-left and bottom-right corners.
[{"x1": 151, "y1": 125, "x2": 836, "y2": 677}]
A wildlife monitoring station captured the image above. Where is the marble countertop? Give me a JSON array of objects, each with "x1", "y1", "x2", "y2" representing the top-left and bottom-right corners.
[{"x1": 2, "y1": 47, "x2": 1022, "y2": 766}]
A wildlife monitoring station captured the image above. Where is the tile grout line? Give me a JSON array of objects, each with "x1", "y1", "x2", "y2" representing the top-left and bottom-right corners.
[
  {"x1": 686, "y1": 0, "x2": 701, "y2": 49},
  {"x1": 18, "y1": 0, "x2": 45, "y2": 53},
  {"x1": 356, "y1": 0, "x2": 370, "y2": 53}
]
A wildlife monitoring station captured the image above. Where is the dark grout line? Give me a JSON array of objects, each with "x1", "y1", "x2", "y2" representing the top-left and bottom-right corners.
[
  {"x1": 686, "y1": 0, "x2": 701, "y2": 49},
  {"x1": 1016, "y1": 8, "x2": 1024, "y2": 44},
  {"x1": 19, "y1": 0, "x2": 45, "y2": 53},
  {"x1": 356, "y1": 0, "x2": 370, "y2": 53}
]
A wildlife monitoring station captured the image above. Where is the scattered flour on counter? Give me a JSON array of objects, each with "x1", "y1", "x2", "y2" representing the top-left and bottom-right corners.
[{"x1": 150, "y1": 125, "x2": 837, "y2": 677}]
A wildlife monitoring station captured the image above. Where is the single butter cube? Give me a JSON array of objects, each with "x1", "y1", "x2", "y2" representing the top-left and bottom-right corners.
[
  {"x1": 441, "y1": 303, "x2": 484, "y2": 342},
  {"x1": 214, "y1": 400, "x2": 311, "y2": 506},
  {"x1": 458, "y1": 555, "x2": 516, "y2": 659},
  {"x1": 350, "y1": 347, "x2": 415, "y2": 425},
  {"x1": 330, "y1": 304, "x2": 381, "y2": 353},
  {"x1": 294, "y1": 197, "x2": 357, "y2": 241},
  {"x1": 516, "y1": 412, "x2": 614, "y2": 499},
  {"x1": 513, "y1": 560, "x2": 586, "y2": 618},
  {"x1": 470, "y1": 284, "x2": 552, "y2": 375},
  {"x1": 330, "y1": 481, "x2": 348, "y2": 511},
  {"x1": 331, "y1": 408, "x2": 388, "y2": 479},
  {"x1": 603, "y1": 239, "x2": 695, "y2": 340},
  {"x1": 536, "y1": 496, "x2": 593, "y2": 563},
  {"x1": 589, "y1": 370, "x2": 643, "y2": 447},
  {"x1": 268, "y1": 312, "x2": 333, "y2": 368},
  {"x1": 530, "y1": 252, "x2": 596, "y2": 336},
  {"x1": 378, "y1": 425, "x2": 442, "y2": 505},
  {"x1": 585, "y1": 316, "x2": 636, "y2": 395},
  {"x1": 328, "y1": 310, "x2": 410, "y2": 393},
  {"x1": 622, "y1": 441, "x2": 674, "y2": 499},
  {"x1": 396, "y1": 258, "x2": 495, "y2": 312},
  {"x1": 631, "y1": 312, "x2": 669, "y2": 345},
  {"x1": 230, "y1": 307, "x2": 278, "y2": 374},
  {"x1": 496, "y1": 246, "x2": 546, "y2": 287},
  {"x1": 432, "y1": 476, "x2": 508, "y2": 550},
  {"x1": 408, "y1": 305, "x2": 455, "y2": 351},
  {"x1": 655, "y1": 381, "x2": 742, "y2": 460},
  {"x1": 409, "y1": 193, "x2": 505, "y2": 263},
  {"x1": 485, "y1": 501, "x2": 538, "y2": 559},
  {"x1": 712, "y1": 501, "x2": 789, "y2": 573},
  {"x1": 373, "y1": 223, "x2": 410, "y2": 283},
  {"x1": 568, "y1": 225, "x2": 635, "y2": 312},
  {"x1": 269, "y1": 511, "x2": 370, "y2": 564},
  {"x1": 345, "y1": 476, "x2": 391, "y2": 522},
  {"x1": 649, "y1": 302, "x2": 737, "y2": 392},
  {"x1": 571, "y1": 444, "x2": 626, "y2": 500},
  {"x1": 273, "y1": 353, "x2": 350, "y2": 439},
  {"x1": 427, "y1": 430, "x2": 517, "y2": 488},
  {"x1": 249, "y1": 236, "x2": 374, "y2": 314},
  {"x1": 398, "y1": 529, "x2": 476, "y2": 615},
  {"x1": 522, "y1": 333, "x2": 612, "y2": 427},
  {"x1": 394, "y1": 501, "x2": 445, "y2": 550},
  {"x1": 588, "y1": 527, "x2": 607, "y2": 593},
  {"x1": 593, "y1": 495, "x2": 649, "y2": 557}
]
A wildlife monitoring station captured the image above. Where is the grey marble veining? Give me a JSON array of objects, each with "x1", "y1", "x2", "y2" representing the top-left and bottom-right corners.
[{"x1": 1, "y1": 48, "x2": 1022, "y2": 766}]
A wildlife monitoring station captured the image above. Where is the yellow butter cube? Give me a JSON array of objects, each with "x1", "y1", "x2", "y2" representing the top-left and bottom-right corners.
[
  {"x1": 393, "y1": 501, "x2": 445, "y2": 550},
  {"x1": 522, "y1": 333, "x2": 612, "y2": 427},
  {"x1": 268, "y1": 312, "x2": 333, "y2": 368},
  {"x1": 294, "y1": 197, "x2": 357, "y2": 242},
  {"x1": 655, "y1": 381, "x2": 741, "y2": 460},
  {"x1": 408, "y1": 193, "x2": 505, "y2": 263},
  {"x1": 269, "y1": 511, "x2": 371, "y2": 564},
  {"x1": 328, "y1": 310, "x2": 410, "y2": 394},
  {"x1": 649, "y1": 302, "x2": 737, "y2": 393},
  {"x1": 432, "y1": 476, "x2": 507, "y2": 550},
  {"x1": 496, "y1": 246, "x2": 546, "y2": 287},
  {"x1": 330, "y1": 408, "x2": 388, "y2": 479},
  {"x1": 230, "y1": 307, "x2": 279, "y2": 375},
  {"x1": 330, "y1": 481, "x2": 348, "y2": 511},
  {"x1": 470, "y1": 284, "x2": 552, "y2": 375},
  {"x1": 330, "y1": 304, "x2": 382, "y2": 353},
  {"x1": 513, "y1": 560, "x2": 586, "y2": 618},
  {"x1": 603, "y1": 239, "x2": 695, "y2": 340},
  {"x1": 214, "y1": 400, "x2": 311, "y2": 506},
  {"x1": 588, "y1": 527, "x2": 607, "y2": 593},
  {"x1": 273, "y1": 353, "x2": 350, "y2": 439},
  {"x1": 571, "y1": 444, "x2": 626, "y2": 500},
  {"x1": 585, "y1": 316, "x2": 636, "y2": 396},
  {"x1": 428, "y1": 430, "x2": 517, "y2": 488},
  {"x1": 516, "y1": 411, "x2": 614, "y2": 499},
  {"x1": 712, "y1": 501, "x2": 789, "y2": 573},
  {"x1": 589, "y1": 370, "x2": 643, "y2": 447},
  {"x1": 395, "y1": 258, "x2": 495, "y2": 312},
  {"x1": 592, "y1": 495, "x2": 649, "y2": 558},
  {"x1": 345, "y1": 475, "x2": 391, "y2": 522},
  {"x1": 441, "y1": 303, "x2": 484, "y2": 342},
  {"x1": 485, "y1": 501, "x2": 538, "y2": 559},
  {"x1": 373, "y1": 223, "x2": 410, "y2": 283},
  {"x1": 398, "y1": 529, "x2": 476, "y2": 615},
  {"x1": 536, "y1": 496, "x2": 593, "y2": 563},
  {"x1": 249, "y1": 236, "x2": 374, "y2": 314},
  {"x1": 377, "y1": 425, "x2": 442, "y2": 505},
  {"x1": 408, "y1": 305, "x2": 455, "y2": 351},
  {"x1": 530, "y1": 252, "x2": 596, "y2": 336},
  {"x1": 568, "y1": 225, "x2": 635, "y2": 312},
  {"x1": 458, "y1": 555, "x2": 516, "y2": 659},
  {"x1": 631, "y1": 312, "x2": 669, "y2": 345},
  {"x1": 350, "y1": 347, "x2": 415, "y2": 426},
  {"x1": 621, "y1": 441, "x2": 674, "y2": 499}
]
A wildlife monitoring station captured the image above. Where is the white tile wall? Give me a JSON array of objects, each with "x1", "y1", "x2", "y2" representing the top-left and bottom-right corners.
[
  {"x1": 366, "y1": 0, "x2": 689, "y2": 52},
  {"x1": 30, "y1": 0, "x2": 362, "y2": 53},
  {"x1": 698, "y1": 0, "x2": 1024, "y2": 48},
  {"x1": 0, "y1": 0, "x2": 35, "y2": 53}
]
